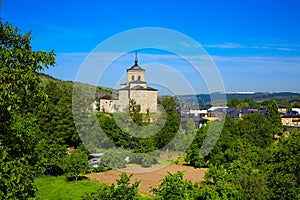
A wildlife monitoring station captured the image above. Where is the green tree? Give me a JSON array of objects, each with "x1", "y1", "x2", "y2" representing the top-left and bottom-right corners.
[
  {"x1": 97, "y1": 96, "x2": 180, "y2": 154},
  {"x1": 34, "y1": 137, "x2": 66, "y2": 176},
  {"x1": 185, "y1": 125, "x2": 208, "y2": 167},
  {"x1": 63, "y1": 145, "x2": 89, "y2": 182},
  {"x1": 153, "y1": 96, "x2": 180, "y2": 149},
  {"x1": 34, "y1": 80, "x2": 82, "y2": 175},
  {"x1": 292, "y1": 101, "x2": 300, "y2": 108},
  {"x1": 158, "y1": 96, "x2": 177, "y2": 112},
  {"x1": 186, "y1": 118, "x2": 196, "y2": 134},
  {"x1": 0, "y1": 144, "x2": 38, "y2": 199},
  {"x1": 37, "y1": 81, "x2": 80, "y2": 148},
  {"x1": 129, "y1": 98, "x2": 142, "y2": 125},
  {"x1": 266, "y1": 100, "x2": 283, "y2": 134},
  {"x1": 97, "y1": 113, "x2": 130, "y2": 148},
  {"x1": 228, "y1": 97, "x2": 258, "y2": 108},
  {"x1": 227, "y1": 97, "x2": 242, "y2": 107},
  {"x1": 101, "y1": 149, "x2": 127, "y2": 169},
  {"x1": 197, "y1": 164, "x2": 241, "y2": 200},
  {"x1": 236, "y1": 101, "x2": 249, "y2": 108},
  {"x1": 151, "y1": 171, "x2": 197, "y2": 200},
  {"x1": 128, "y1": 152, "x2": 158, "y2": 168},
  {"x1": 235, "y1": 113, "x2": 273, "y2": 148},
  {"x1": 0, "y1": 21, "x2": 55, "y2": 198},
  {"x1": 265, "y1": 131, "x2": 300, "y2": 199}
]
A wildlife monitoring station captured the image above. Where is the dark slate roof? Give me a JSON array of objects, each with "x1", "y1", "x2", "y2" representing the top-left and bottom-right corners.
[
  {"x1": 130, "y1": 80, "x2": 147, "y2": 84},
  {"x1": 227, "y1": 107, "x2": 239, "y2": 113},
  {"x1": 127, "y1": 60, "x2": 145, "y2": 71},
  {"x1": 278, "y1": 105, "x2": 288, "y2": 108},
  {"x1": 281, "y1": 112, "x2": 300, "y2": 118},
  {"x1": 100, "y1": 94, "x2": 113, "y2": 100},
  {"x1": 119, "y1": 85, "x2": 157, "y2": 91},
  {"x1": 226, "y1": 107, "x2": 240, "y2": 119},
  {"x1": 128, "y1": 52, "x2": 145, "y2": 71},
  {"x1": 259, "y1": 108, "x2": 268, "y2": 116},
  {"x1": 241, "y1": 107, "x2": 259, "y2": 115}
]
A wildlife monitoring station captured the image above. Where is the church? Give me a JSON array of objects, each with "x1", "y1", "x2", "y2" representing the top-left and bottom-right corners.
[{"x1": 99, "y1": 53, "x2": 158, "y2": 113}]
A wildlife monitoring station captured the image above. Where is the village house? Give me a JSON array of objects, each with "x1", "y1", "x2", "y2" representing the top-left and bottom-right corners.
[
  {"x1": 281, "y1": 112, "x2": 300, "y2": 127},
  {"x1": 188, "y1": 106, "x2": 209, "y2": 117},
  {"x1": 278, "y1": 105, "x2": 288, "y2": 114}
]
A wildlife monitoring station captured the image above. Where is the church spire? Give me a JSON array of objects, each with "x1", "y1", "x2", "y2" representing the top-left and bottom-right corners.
[
  {"x1": 127, "y1": 51, "x2": 144, "y2": 71},
  {"x1": 134, "y1": 51, "x2": 138, "y2": 65}
]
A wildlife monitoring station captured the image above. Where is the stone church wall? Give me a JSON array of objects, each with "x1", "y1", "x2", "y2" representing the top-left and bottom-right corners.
[{"x1": 130, "y1": 90, "x2": 157, "y2": 113}]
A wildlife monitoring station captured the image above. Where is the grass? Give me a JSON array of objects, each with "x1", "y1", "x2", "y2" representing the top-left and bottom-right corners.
[
  {"x1": 35, "y1": 176, "x2": 100, "y2": 200},
  {"x1": 35, "y1": 175, "x2": 154, "y2": 200}
]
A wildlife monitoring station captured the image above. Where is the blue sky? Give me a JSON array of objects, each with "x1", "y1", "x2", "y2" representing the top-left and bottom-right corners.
[{"x1": 1, "y1": 0, "x2": 300, "y2": 94}]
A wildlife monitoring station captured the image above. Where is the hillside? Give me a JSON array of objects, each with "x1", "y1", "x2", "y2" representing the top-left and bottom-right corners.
[
  {"x1": 40, "y1": 73, "x2": 300, "y2": 106},
  {"x1": 177, "y1": 92, "x2": 300, "y2": 106},
  {"x1": 39, "y1": 73, "x2": 116, "y2": 99}
]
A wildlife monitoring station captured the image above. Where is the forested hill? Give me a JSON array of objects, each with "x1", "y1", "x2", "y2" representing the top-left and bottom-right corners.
[
  {"x1": 39, "y1": 73, "x2": 116, "y2": 98},
  {"x1": 178, "y1": 92, "x2": 300, "y2": 106},
  {"x1": 40, "y1": 73, "x2": 300, "y2": 106},
  {"x1": 226, "y1": 92, "x2": 300, "y2": 103},
  {"x1": 32, "y1": 73, "x2": 116, "y2": 161},
  {"x1": 40, "y1": 74, "x2": 300, "y2": 105}
]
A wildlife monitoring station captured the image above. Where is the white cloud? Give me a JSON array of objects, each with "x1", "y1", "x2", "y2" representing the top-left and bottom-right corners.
[
  {"x1": 203, "y1": 42, "x2": 300, "y2": 52},
  {"x1": 203, "y1": 43, "x2": 244, "y2": 49}
]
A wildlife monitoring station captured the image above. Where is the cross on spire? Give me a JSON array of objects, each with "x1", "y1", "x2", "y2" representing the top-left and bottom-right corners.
[{"x1": 134, "y1": 51, "x2": 138, "y2": 65}]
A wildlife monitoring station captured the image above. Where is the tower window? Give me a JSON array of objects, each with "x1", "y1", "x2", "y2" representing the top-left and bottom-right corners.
[
  {"x1": 132, "y1": 75, "x2": 134, "y2": 81},
  {"x1": 138, "y1": 75, "x2": 141, "y2": 81}
]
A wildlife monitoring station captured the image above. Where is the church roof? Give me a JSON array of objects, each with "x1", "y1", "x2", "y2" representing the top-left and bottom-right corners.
[
  {"x1": 130, "y1": 80, "x2": 147, "y2": 84},
  {"x1": 127, "y1": 51, "x2": 145, "y2": 71},
  {"x1": 100, "y1": 94, "x2": 118, "y2": 100},
  {"x1": 127, "y1": 64, "x2": 144, "y2": 71},
  {"x1": 100, "y1": 94, "x2": 113, "y2": 100},
  {"x1": 119, "y1": 85, "x2": 157, "y2": 91}
]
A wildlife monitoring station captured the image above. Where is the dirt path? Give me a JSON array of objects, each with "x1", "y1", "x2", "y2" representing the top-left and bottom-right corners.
[{"x1": 87, "y1": 164, "x2": 207, "y2": 195}]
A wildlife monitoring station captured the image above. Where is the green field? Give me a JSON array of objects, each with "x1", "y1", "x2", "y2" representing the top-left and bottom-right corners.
[
  {"x1": 35, "y1": 176, "x2": 100, "y2": 200},
  {"x1": 35, "y1": 175, "x2": 153, "y2": 200}
]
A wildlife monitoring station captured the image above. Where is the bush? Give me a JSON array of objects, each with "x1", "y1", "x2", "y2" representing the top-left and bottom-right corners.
[
  {"x1": 82, "y1": 173, "x2": 140, "y2": 200},
  {"x1": 86, "y1": 163, "x2": 111, "y2": 173},
  {"x1": 101, "y1": 150, "x2": 127, "y2": 169},
  {"x1": 129, "y1": 153, "x2": 158, "y2": 168},
  {"x1": 151, "y1": 171, "x2": 196, "y2": 199},
  {"x1": 62, "y1": 146, "x2": 89, "y2": 182}
]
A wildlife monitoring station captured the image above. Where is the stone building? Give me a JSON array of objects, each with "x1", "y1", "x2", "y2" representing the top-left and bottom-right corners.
[{"x1": 99, "y1": 53, "x2": 157, "y2": 113}]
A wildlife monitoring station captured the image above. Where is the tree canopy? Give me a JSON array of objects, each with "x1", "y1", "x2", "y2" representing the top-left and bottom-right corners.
[{"x1": 0, "y1": 21, "x2": 55, "y2": 199}]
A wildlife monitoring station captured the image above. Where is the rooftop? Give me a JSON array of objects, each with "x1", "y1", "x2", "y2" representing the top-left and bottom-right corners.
[
  {"x1": 119, "y1": 85, "x2": 157, "y2": 91},
  {"x1": 127, "y1": 51, "x2": 145, "y2": 71}
]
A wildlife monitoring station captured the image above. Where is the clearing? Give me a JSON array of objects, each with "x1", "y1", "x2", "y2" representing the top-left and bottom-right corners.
[{"x1": 87, "y1": 164, "x2": 207, "y2": 195}]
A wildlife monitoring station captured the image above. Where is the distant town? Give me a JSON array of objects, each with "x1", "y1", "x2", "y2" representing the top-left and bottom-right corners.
[{"x1": 177, "y1": 104, "x2": 300, "y2": 129}]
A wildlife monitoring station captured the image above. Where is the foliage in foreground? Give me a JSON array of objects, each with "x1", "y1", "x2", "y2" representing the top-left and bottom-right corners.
[
  {"x1": 62, "y1": 145, "x2": 90, "y2": 182},
  {"x1": 151, "y1": 171, "x2": 198, "y2": 200},
  {"x1": 185, "y1": 107, "x2": 300, "y2": 200},
  {"x1": 0, "y1": 20, "x2": 55, "y2": 199}
]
